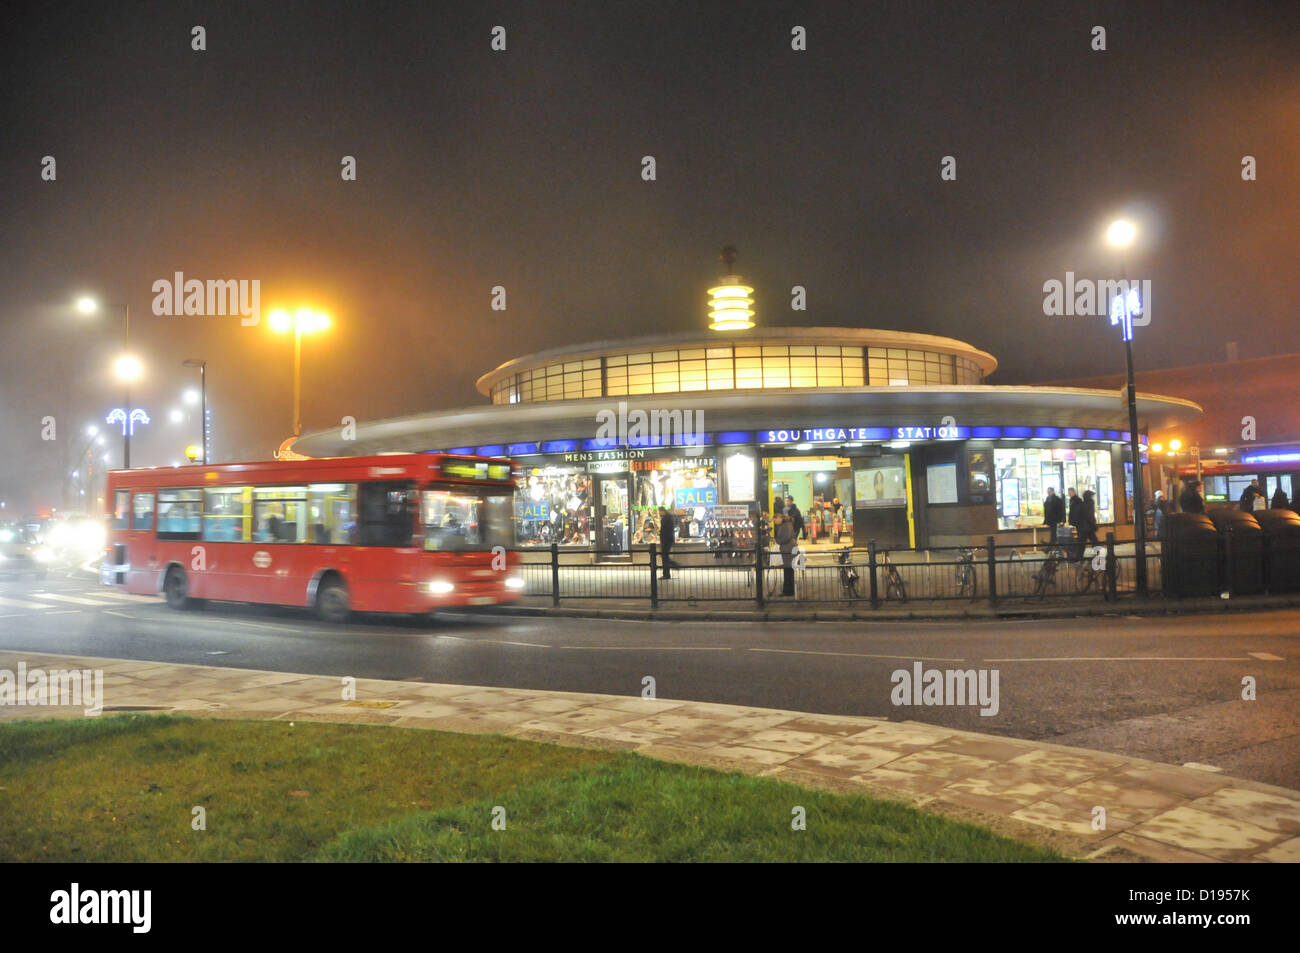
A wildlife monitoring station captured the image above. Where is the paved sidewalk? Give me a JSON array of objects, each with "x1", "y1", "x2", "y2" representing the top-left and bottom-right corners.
[
  {"x1": 485, "y1": 592, "x2": 1300, "y2": 622},
  {"x1": 3, "y1": 649, "x2": 1298, "y2": 862}
]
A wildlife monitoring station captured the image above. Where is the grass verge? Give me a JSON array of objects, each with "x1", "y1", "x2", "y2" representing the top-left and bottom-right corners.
[{"x1": 0, "y1": 714, "x2": 1067, "y2": 862}]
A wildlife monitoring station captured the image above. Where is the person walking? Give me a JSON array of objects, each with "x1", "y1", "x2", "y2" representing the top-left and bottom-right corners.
[
  {"x1": 808, "y1": 497, "x2": 822, "y2": 544},
  {"x1": 1066, "y1": 488, "x2": 1088, "y2": 560},
  {"x1": 1081, "y1": 488, "x2": 1101, "y2": 544},
  {"x1": 830, "y1": 497, "x2": 843, "y2": 543},
  {"x1": 657, "y1": 506, "x2": 676, "y2": 579},
  {"x1": 1239, "y1": 478, "x2": 1266, "y2": 512},
  {"x1": 1179, "y1": 480, "x2": 1205, "y2": 514},
  {"x1": 774, "y1": 512, "x2": 796, "y2": 596},
  {"x1": 784, "y1": 496, "x2": 805, "y2": 541},
  {"x1": 1043, "y1": 487, "x2": 1066, "y2": 539},
  {"x1": 1271, "y1": 487, "x2": 1289, "y2": 510}
]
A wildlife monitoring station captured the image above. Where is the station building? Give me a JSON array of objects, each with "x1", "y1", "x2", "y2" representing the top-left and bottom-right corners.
[{"x1": 289, "y1": 326, "x2": 1201, "y2": 553}]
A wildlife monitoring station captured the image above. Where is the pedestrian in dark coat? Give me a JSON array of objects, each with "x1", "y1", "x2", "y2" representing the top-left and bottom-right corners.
[
  {"x1": 1150, "y1": 491, "x2": 1167, "y2": 539},
  {"x1": 657, "y1": 506, "x2": 676, "y2": 579},
  {"x1": 1271, "y1": 488, "x2": 1290, "y2": 510},
  {"x1": 1239, "y1": 479, "x2": 1265, "y2": 512},
  {"x1": 1043, "y1": 488, "x2": 1066, "y2": 532},
  {"x1": 784, "y1": 496, "x2": 805, "y2": 541},
  {"x1": 1179, "y1": 481, "x2": 1205, "y2": 514},
  {"x1": 1082, "y1": 489, "x2": 1101, "y2": 544}
]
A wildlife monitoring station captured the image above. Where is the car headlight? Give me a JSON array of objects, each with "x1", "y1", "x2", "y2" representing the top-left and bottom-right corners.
[
  {"x1": 36, "y1": 547, "x2": 56, "y2": 563},
  {"x1": 427, "y1": 580, "x2": 455, "y2": 595},
  {"x1": 504, "y1": 576, "x2": 525, "y2": 590}
]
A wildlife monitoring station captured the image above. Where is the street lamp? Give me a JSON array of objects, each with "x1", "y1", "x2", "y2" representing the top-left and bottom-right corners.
[
  {"x1": 182, "y1": 359, "x2": 208, "y2": 464},
  {"x1": 1106, "y1": 218, "x2": 1148, "y2": 596},
  {"x1": 79, "y1": 296, "x2": 136, "y2": 468},
  {"x1": 268, "y1": 309, "x2": 330, "y2": 436}
]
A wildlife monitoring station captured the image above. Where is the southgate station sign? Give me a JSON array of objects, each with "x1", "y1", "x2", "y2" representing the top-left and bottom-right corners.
[{"x1": 761, "y1": 425, "x2": 970, "y2": 443}]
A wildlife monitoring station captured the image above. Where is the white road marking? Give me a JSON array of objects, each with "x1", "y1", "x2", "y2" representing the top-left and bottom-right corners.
[
  {"x1": 750, "y1": 647, "x2": 967, "y2": 661},
  {"x1": 558, "y1": 645, "x2": 732, "y2": 651},
  {"x1": 984, "y1": 656, "x2": 1255, "y2": 662},
  {"x1": 29, "y1": 593, "x2": 118, "y2": 607},
  {"x1": 92, "y1": 590, "x2": 159, "y2": 602},
  {"x1": 1248, "y1": 652, "x2": 1284, "y2": 661},
  {"x1": 0, "y1": 595, "x2": 51, "y2": 609},
  {"x1": 104, "y1": 610, "x2": 136, "y2": 619}
]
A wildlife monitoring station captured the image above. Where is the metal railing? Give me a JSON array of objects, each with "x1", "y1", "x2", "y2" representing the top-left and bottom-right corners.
[{"x1": 506, "y1": 533, "x2": 1205, "y2": 608}]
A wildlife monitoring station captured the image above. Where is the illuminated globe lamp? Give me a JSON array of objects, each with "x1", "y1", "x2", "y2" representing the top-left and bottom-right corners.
[
  {"x1": 707, "y1": 245, "x2": 755, "y2": 332},
  {"x1": 185, "y1": 444, "x2": 202, "y2": 463}
]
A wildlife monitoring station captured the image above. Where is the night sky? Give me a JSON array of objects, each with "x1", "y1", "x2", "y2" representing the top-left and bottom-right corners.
[{"x1": 2, "y1": 0, "x2": 1297, "y2": 512}]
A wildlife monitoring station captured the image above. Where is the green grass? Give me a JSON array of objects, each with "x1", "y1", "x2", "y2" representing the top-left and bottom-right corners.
[{"x1": 0, "y1": 715, "x2": 1066, "y2": 862}]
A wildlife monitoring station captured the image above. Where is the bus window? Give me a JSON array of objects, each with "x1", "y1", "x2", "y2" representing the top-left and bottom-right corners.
[
  {"x1": 422, "y1": 485, "x2": 514, "y2": 551},
  {"x1": 131, "y1": 493, "x2": 155, "y2": 531},
  {"x1": 204, "y1": 487, "x2": 249, "y2": 542},
  {"x1": 113, "y1": 490, "x2": 131, "y2": 530},
  {"x1": 158, "y1": 488, "x2": 202, "y2": 540},
  {"x1": 307, "y1": 483, "x2": 357, "y2": 544},
  {"x1": 253, "y1": 486, "x2": 308, "y2": 543},
  {"x1": 358, "y1": 481, "x2": 417, "y2": 547}
]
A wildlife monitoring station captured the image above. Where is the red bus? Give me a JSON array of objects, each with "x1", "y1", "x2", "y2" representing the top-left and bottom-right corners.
[{"x1": 102, "y1": 453, "x2": 523, "y2": 622}]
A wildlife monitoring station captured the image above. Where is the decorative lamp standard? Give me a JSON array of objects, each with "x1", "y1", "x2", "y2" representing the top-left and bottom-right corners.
[
  {"x1": 1106, "y1": 219, "x2": 1148, "y2": 596},
  {"x1": 707, "y1": 246, "x2": 756, "y2": 331}
]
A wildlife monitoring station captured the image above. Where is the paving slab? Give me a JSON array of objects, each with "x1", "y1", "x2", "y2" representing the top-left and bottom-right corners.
[{"x1": 1, "y1": 648, "x2": 1297, "y2": 862}]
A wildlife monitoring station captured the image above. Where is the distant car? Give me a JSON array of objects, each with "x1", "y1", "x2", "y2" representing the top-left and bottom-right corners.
[{"x1": 0, "y1": 524, "x2": 51, "y2": 578}]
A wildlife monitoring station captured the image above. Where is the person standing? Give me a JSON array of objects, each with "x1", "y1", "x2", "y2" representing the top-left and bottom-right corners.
[
  {"x1": 774, "y1": 512, "x2": 796, "y2": 596},
  {"x1": 1271, "y1": 486, "x2": 1289, "y2": 510},
  {"x1": 808, "y1": 497, "x2": 822, "y2": 544},
  {"x1": 785, "y1": 495, "x2": 805, "y2": 541},
  {"x1": 657, "y1": 506, "x2": 676, "y2": 579},
  {"x1": 830, "y1": 497, "x2": 843, "y2": 543},
  {"x1": 1043, "y1": 487, "x2": 1066, "y2": 536},
  {"x1": 1066, "y1": 488, "x2": 1088, "y2": 559},
  {"x1": 1239, "y1": 478, "x2": 1266, "y2": 512},
  {"x1": 1150, "y1": 490, "x2": 1167, "y2": 539},
  {"x1": 1179, "y1": 480, "x2": 1205, "y2": 514}
]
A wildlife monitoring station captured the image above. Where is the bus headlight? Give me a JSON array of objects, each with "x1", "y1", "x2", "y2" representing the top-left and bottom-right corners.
[
  {"x1": 427, "y1": 580, "x2": 455, "y2": 595},
  {"x1": 36, "y1": 547, "x2": 57, "y2": 563},
  {"x1": 504, "y1": 577, "x2": 525, "y2": 590}
]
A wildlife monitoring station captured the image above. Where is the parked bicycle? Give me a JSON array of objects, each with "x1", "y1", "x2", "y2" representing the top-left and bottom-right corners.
[
  {"x1": 836, "y1": 546, "x2": 860, "y2": 599},
  {"x1": 881, "y1": 550, "x2": 908, "y2": 602},
  {"x1": 1076, "y1": 546, "x2": 1111, "y2": 594},
  {"x1": 956, "y1": 546, "x2": 979, "y2": 600},
  {"x1": 1030, "y1": 546, "x2": 1068, "y2": 598}
]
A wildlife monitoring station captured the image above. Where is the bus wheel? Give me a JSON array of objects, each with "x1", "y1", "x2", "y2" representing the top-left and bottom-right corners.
[
  {"x1": 163, "y1": 567, "x2": 191, "y2": 609},
  {"x1": 317, "y1": 577, "x2": 350, "y2": 624}
]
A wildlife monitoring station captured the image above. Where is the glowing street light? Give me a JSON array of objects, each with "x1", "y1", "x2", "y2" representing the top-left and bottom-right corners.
[
  {"x1": 269, "y1": 307, "x2": 332, "y2": 436},
  {"x1": 169, "y1": 408, "x2": 183, "y2": 424},
  {"x1": 1103, "y1": 217, "x2": 1148, "y2": 594}
]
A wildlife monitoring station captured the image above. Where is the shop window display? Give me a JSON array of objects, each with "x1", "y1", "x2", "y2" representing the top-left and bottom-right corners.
[
  {"x1": 631, "y1": 457, "x2": 718, "y2": 545},
  {"x1": 515, "y1": 467, "x2": 593, "y2": 546},
  {"x1": 994, "y1": 447, "x2": 1113, "y2": 531}
]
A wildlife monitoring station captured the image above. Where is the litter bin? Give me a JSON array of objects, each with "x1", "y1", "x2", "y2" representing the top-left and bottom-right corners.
[
  {"x1": 1256, "y1": 508, "x2": 1300, "y2": 594},
  {"x1": 1209, "y1": 509, "x2": 1264, "y2": 595},
  {"x1": 1162, "y1": 513, "x2": 1218, "y2": 598}
]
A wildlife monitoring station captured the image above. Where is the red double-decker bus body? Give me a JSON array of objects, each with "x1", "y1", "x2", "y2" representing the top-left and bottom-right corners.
[{"x1": 102, "y1": 453, "x2": 522, "y2": 620}]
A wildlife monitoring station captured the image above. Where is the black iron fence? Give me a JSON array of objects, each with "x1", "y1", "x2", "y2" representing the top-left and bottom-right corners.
[{"x1": 511, "y1": 533, "x2": 1213, "y2": 608}]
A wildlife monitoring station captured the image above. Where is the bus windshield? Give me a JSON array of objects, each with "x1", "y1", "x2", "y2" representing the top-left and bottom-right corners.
[{"x1": 422, "y1": 484, "x2": 514, "y2": 552}]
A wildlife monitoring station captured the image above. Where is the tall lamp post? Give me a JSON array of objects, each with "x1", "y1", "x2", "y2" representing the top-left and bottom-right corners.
[
  {"x1": 77, "y1": 297, "x2": 139, "y2": 469},
  {"x1": 182, "y1": 359, "x2": 208, "y2": 463},
  {"x1": 269, "y1": 309, "x2": 330, "y2": 436},
  {"x1": 1106, "y1": 219, "x2": 1148, "y2": 596}
]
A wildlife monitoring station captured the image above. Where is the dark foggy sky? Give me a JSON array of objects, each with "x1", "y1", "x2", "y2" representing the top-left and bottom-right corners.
[{"x1": 2, "y1": 0, "x2": 1298, "y2": 511}]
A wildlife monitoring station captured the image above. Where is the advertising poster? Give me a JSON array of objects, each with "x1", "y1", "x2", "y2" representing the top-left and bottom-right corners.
[{"x1": 855, "y1": 465, "x2": 906, "y2": 507}]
